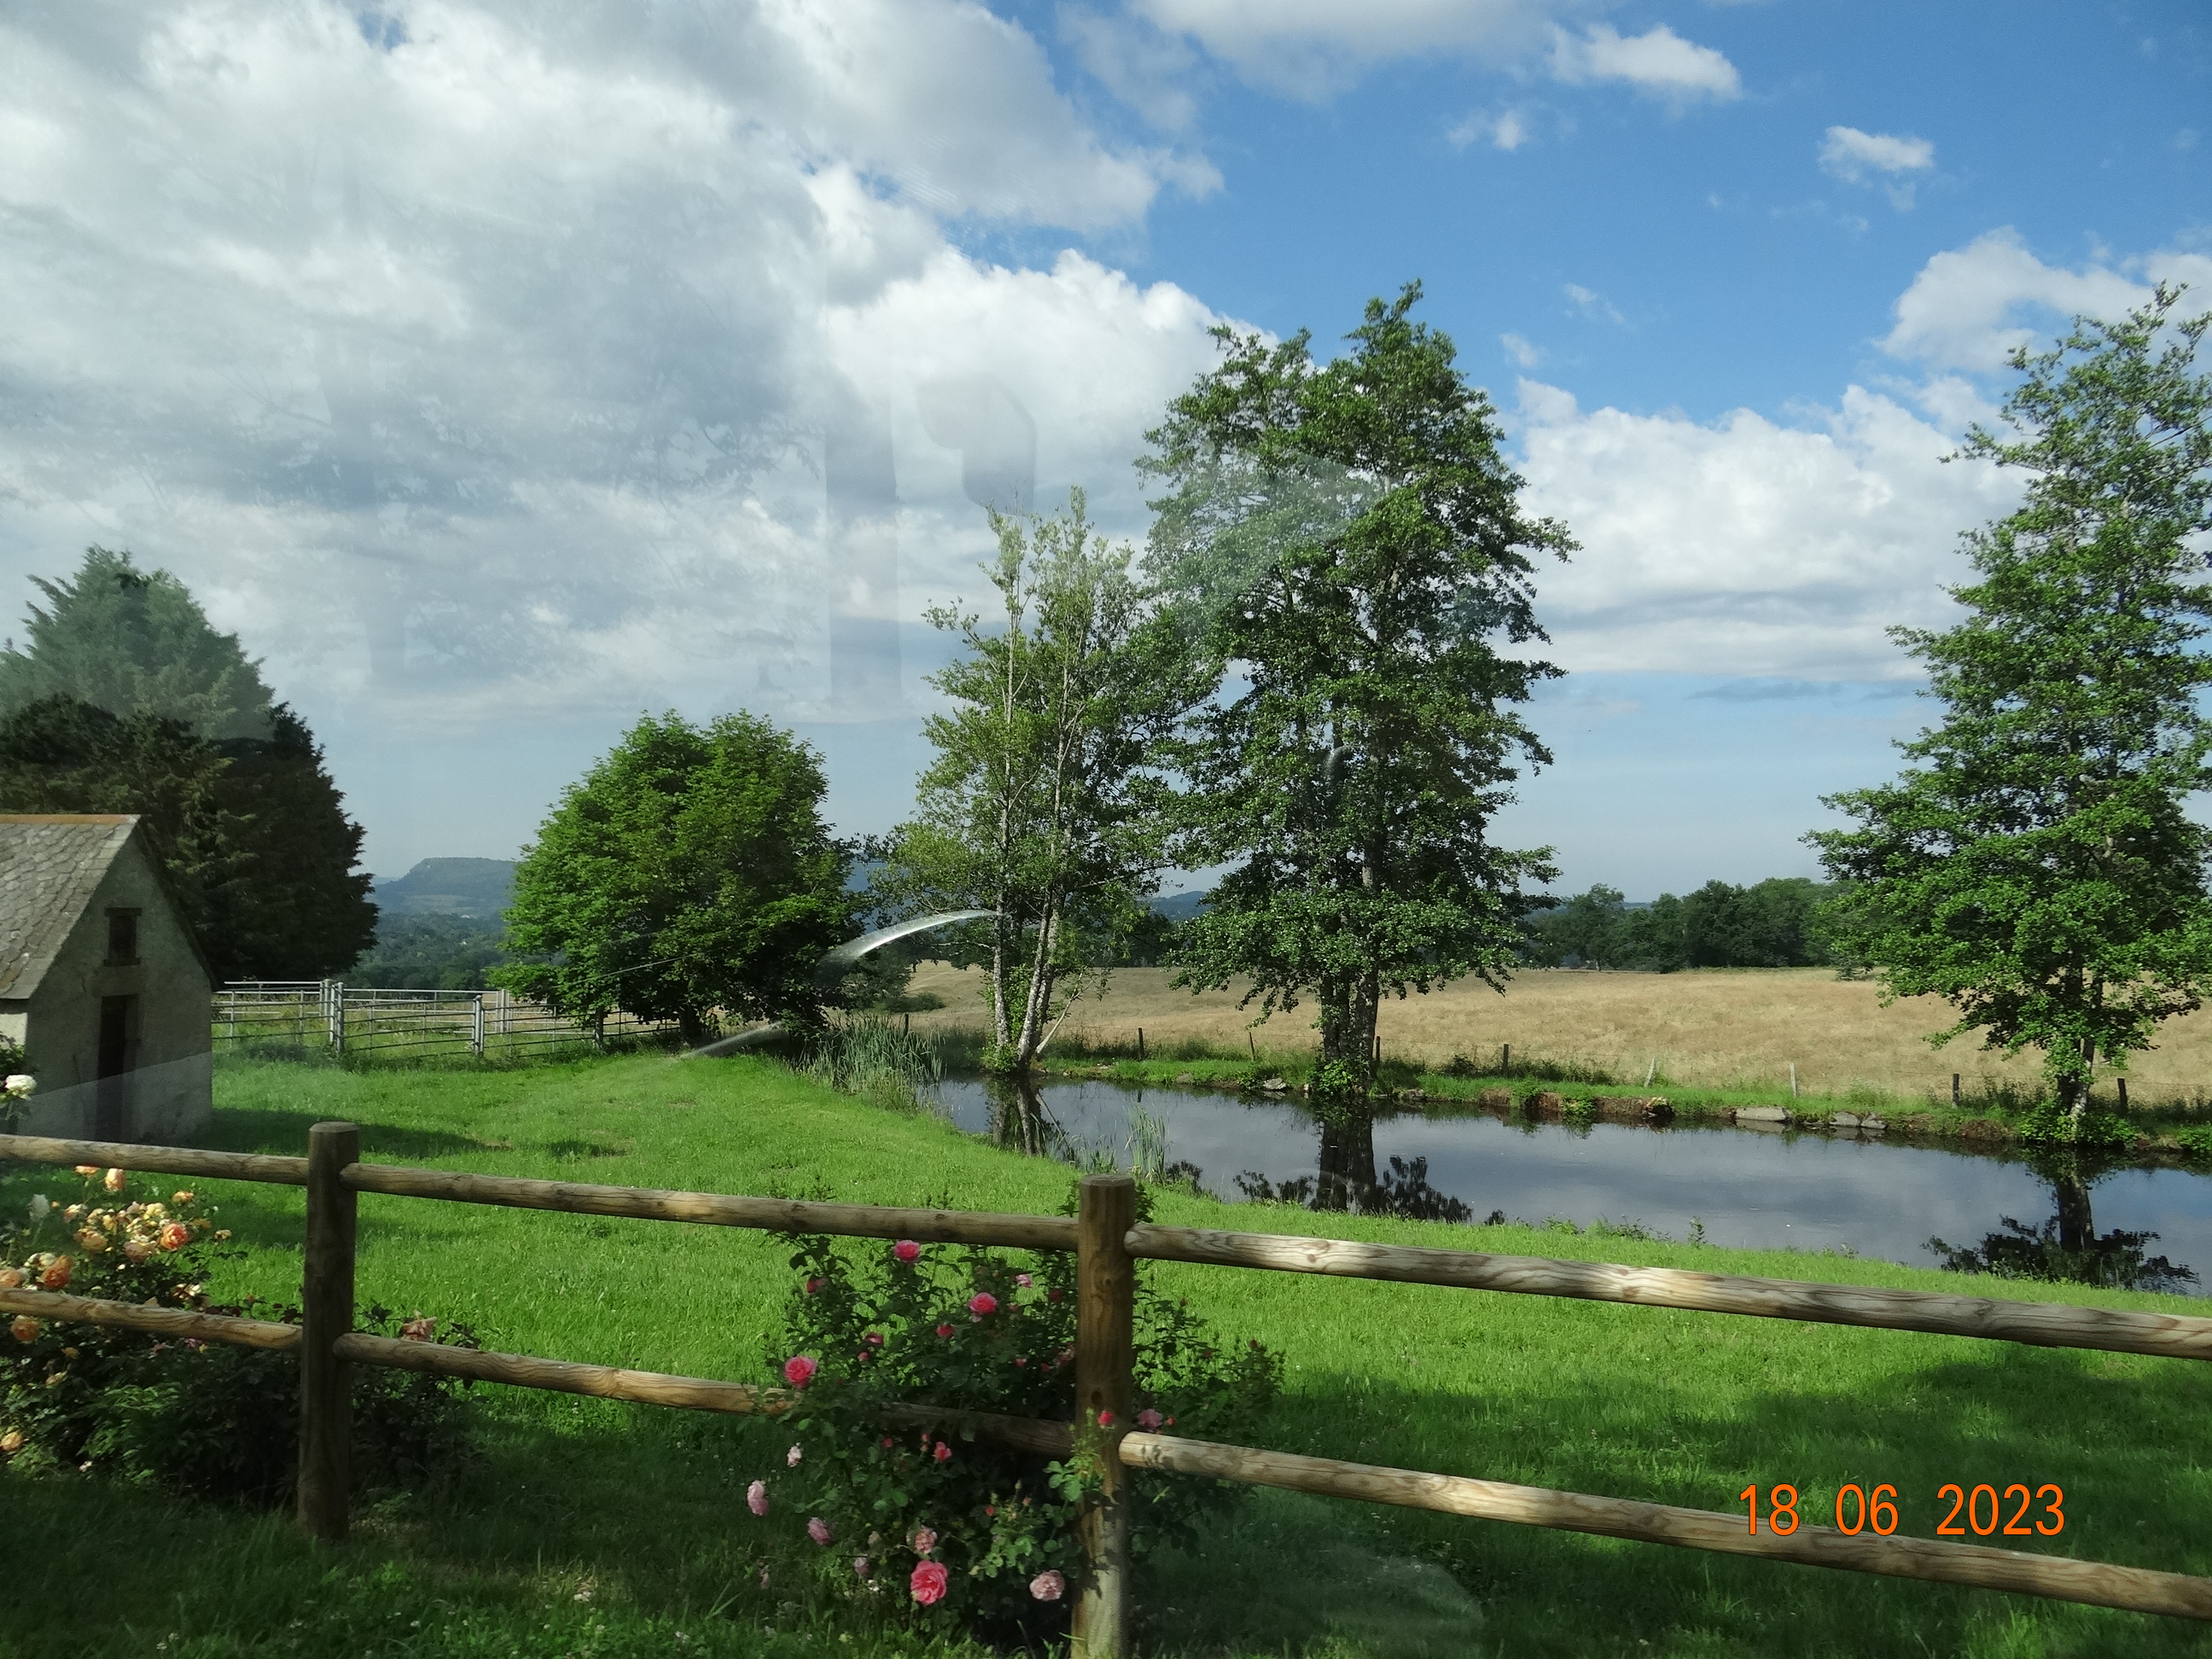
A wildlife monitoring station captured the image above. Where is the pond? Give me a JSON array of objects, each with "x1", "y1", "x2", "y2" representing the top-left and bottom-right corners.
[{"x1": 925, "y1": 1077, "x2": 2212, "y2": 1295}]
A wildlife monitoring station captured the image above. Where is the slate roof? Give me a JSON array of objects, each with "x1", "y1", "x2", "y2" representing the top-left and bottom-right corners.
[{"x1": 0, "y1": 815, "x2": 140, "y2": 998}]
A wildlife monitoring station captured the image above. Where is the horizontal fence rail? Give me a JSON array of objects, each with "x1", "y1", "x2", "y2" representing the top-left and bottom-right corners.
[
  {"x1": 1126, "y1": 1224, "x2": 2212, "y2": 1363},
  {"x1": 341, "y1": 1161, "x2": 1080, "y2": 1250},
  {"x1": 0, "y1": 1285, "x2": 302, "y2": 1350},
  {"x1": 8, "y1": 1128, "x2": 2212, "y2": 1645},
  {"x1": 1117, "y1": 1435, "x2": 2212, "y2": 1622}
]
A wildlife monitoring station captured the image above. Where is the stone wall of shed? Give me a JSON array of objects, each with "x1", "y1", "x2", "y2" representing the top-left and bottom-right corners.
[{"x1": 18, "y1": 840, "x2": 212, "y2": 1142}]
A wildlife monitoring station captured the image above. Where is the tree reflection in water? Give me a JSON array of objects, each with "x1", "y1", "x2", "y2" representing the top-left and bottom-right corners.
[
  {"x1": 1928, "y1": 1148, "x2": 2198, "y2": 1293},
  {"x1": 1235, "y1": 1103, "x2": 1473, "y2": 1223},
  {"x1": 985, "y1": 1075, "x2": 1058, "y2": 1159}
]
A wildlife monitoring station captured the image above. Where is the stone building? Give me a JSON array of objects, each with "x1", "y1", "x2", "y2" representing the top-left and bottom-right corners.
[{"x1": 0, "y1": 814, "x2": 213, "y2": 1142}]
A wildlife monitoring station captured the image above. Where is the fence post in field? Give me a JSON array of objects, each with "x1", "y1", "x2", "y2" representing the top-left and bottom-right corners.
[
  {"x1": 1073, "y1": 1173, "x2": 1136, "y2": 1659},
  {"x1": 472, "y1": 995, "x2": 486, "y2": 1057},
  {"x1": 298, "y1": 1120, "x2": 360, "y2": 1540}
]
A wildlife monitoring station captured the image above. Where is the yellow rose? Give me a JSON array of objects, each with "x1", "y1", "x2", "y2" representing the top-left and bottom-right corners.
[
  {"x1": 102, "y1": 1168, "x2": 125, "y2": 1193},
  {"x1": 172, "y1": 1191, "x2": 194, "y2": 1206},
  {"x1": 73, "y1": 1229, "x2": 108, "y2": 1254}
]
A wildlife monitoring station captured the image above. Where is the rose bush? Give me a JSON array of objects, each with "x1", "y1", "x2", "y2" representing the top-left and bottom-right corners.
[
  {"x1": 744, "y1": 1180, "x2": 1280, "y2": 1639},
  {"x1": 2, "y1": 1167, "x2": 480, "y2": 1501}
]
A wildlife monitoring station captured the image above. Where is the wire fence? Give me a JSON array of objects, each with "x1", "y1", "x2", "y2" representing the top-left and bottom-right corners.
[{"x1": 212, "y1": 982, "x2": 684, "y2": 1060}]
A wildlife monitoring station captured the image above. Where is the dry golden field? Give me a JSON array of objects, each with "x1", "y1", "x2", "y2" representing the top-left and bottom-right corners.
[{"x1": 903, "y1": 961, "x2": 2212, "y2": 1102}]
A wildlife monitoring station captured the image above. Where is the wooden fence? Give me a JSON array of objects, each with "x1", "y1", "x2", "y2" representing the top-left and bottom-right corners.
[{"x1": 6, "y1": 1124, "x2": 2212, "y2": 1654}]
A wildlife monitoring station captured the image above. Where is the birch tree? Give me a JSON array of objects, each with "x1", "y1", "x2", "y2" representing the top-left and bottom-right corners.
[{"x1": 879, "y1": 492, "x2": 1181, "y2": 1071}]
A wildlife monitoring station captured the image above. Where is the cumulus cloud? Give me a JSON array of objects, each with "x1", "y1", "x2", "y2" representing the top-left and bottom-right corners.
[
  {"x1": 1130, "y1": 0, "x2": 1600, "y2": 98},
  {"x1": 1514, "y1": 380, "x2": 2017, "y2": 678},
  {"x1": 0, "y1": 2, "x2": 1227, "y2": 751},
  {"x1": 1879, "y1": 229, "x2": 2212, "y2": 371},
  {"x1": 1501, "y1": 333, "x2": 1545, "y2": 368},
  {"x1": 1819, "y1": 125, "x2": 1935, "y2": 208},
  {"x1": 1451, "y1": 108, "x2": 1534, "y2": 150},
  {"x1": 1547, "y1": 23, "x2": 1741, "y2": 104}
]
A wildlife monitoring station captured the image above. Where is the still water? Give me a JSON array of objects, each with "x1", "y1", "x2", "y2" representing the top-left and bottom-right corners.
[{"x1": 927, "y1": 1078, "x2": 2212, "y2": 1293}]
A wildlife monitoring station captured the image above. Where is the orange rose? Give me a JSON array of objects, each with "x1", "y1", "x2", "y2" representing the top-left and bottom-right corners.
[
  {"x1": 38, "y1": 1257, "x2": 72, "y2": 1290},
  {"x1": 157, "y1": 1223, "x2": 190, "y2": 1252},
  {"x1": 9, "y1": 1317, "x2": 38, "y2": 1342},
  {"x1": 0, "y1": 1268, "x2": 22, "y2": 1289}
]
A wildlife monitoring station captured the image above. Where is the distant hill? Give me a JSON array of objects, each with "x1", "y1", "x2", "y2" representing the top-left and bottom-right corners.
[
  {"x1": 1149, "y1": 890, "x2": 1209, "y2": 921},
  {"x1": 371, "y1": 858, "x2": 516, "y2": 918}
]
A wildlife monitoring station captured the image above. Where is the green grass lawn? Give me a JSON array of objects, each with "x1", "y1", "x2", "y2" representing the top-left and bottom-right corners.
[{"x1": 8, "y1": 1051, "x2": 2212, "y2": 1658}]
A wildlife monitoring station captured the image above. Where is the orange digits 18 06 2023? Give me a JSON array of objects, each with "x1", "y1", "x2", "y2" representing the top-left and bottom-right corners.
[{"x1": 1738, "y1": 1483, "x2": 2064, "y2": 1538}]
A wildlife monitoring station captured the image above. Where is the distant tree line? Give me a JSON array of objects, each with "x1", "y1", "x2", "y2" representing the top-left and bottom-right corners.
[{"x1": 1523, "y1": 878, "x2": 1839, "y2": 971}]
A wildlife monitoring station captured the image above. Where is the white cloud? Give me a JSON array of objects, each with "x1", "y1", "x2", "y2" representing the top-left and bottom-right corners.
[
  {"x1": 0, "y1": 1, "x2": 1234, "y2": 865},
  {"x1": 1879, "y1": 229, "x2": 2212, "y2": 370},
  {"x1": 1449, "y1": 107, "x2": 1536, "y2": 150},
  {"x1": 1516, "y1": 382, "x2": 2017, "y2": 678},
  {"x1": 1501, "y1": 332, "x2": 1545, "y2": 368},
  {"x1": 1547, "y1": 23, "x2": 1741, "y2": 104},
  {"x1": 1563, "y1": 282, "x2": 1626, "y2": 324},
  {"x1": 1061, "y1": 5, "x2": 1202, "y2": 131},
  {"x1": 1132, "y1": 0, "x2": 1598, "y2": 98},
  {"x1": 1819, "y1": 125, "x2": 1935, "y2": 208}
]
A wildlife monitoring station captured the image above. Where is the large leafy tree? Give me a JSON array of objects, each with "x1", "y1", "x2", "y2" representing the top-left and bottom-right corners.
[
  {"x1": 0, "y1": 549, "x2": 375, "y2": 979},
  {"x1": 1810, "y1": 288, "x2": 2212, "y2": 1129},
  {"x1": 498, "y1": 711, "x2": 853, "y2": 1044},
  {"x1": 1144, "y1": 283, "x2": 1573, "y2": 1092},
  {"x1": 878, "y1": 492, "x2": 1186, "y2": 1069}
]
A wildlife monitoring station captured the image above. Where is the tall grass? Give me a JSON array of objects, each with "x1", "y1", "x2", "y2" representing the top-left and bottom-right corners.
[{"x1": 795, "y1": 1015, "x2": 949, "y2": 1114}]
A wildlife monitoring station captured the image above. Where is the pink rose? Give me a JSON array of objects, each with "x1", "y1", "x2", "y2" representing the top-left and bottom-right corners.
[
  {"x1": 787, "y1": 1444, "x2": 804, "y2": 1467},
  {"x1": 911, "y1": 1525, "x2": 938, "y2": 1557},
  {"x1": 1137, "y1": 1408, "x2": 1163, "y2": 1430},
  {"x1": 853, "y1": 1557, "x2": 871, "y2": 1580},
  {"x1": 807, "y1": 1516, "x2": 832, "y2": 1546},
  {"x1": 932, "y1": 1441, "x2": 951, "y2": 1463},
  {"x1": 910, "y1": 1561, "x2": 949, "y2": 1606},
  {"x1": 803, "y1": 1277, "x2": 824, "y2": 1295},
  {"x1": 783, "y1": 1355, "x2": 818, "y2": 1388},
  {"x1": 1096, "y1": 1410, "x2": 1115, "y2": 1428},
  {"x1": 967, "y1": 1292, "x2": 998, "y2": 1317},
  {"x1": 934, "y1": 1323, "x2": 954, "y2": 1337},
  {"x1": 1015, "y1": 1273, "x2": 1032, "y2": 1288},
  {"x1": 1029, "y1": 1570, "x2": 1065, "y2": 1603},
  {"x1": 864, "y1": 1331, "x2": 884, "y2": 1347},
  {"x1": 746, "y1": 1480, "x2": 768, "y2": 1517},
  {"x1": 880, "y1": 1436, "x2": 894, "y2": 1449},
  {"x1": 892, "y1": 1239, "x2": 920, "y2": 1261},
  {"x1": 1048, "y1": 1289, "x2": 1063, "y2": 1302},
  {"x1": 1013, "y1": 1356, "x2": 1027, "y2": 1367}
]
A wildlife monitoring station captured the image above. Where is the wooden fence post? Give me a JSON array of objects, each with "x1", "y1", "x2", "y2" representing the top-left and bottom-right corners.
[
  {"x1": 1074, "y1": 1173, "x2": 1136, "y2": 1659},
  {"x1": 298, "y1": 1120, "x2": 359, "y2": 1539}
]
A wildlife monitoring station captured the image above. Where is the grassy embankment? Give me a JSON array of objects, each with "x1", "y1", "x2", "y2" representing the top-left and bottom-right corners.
[
  {"x1": 903, "y1": 964, "x2": 2212, "y2": 1155},
  {"x1": 8, "y1": 1051, "x2": 2212, "y2": 1658}
]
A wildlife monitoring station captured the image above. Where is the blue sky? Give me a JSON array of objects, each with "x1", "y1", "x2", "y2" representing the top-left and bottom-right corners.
[{"x1": 0, "y1": 1, "x2": 2206, "y2": 897}]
